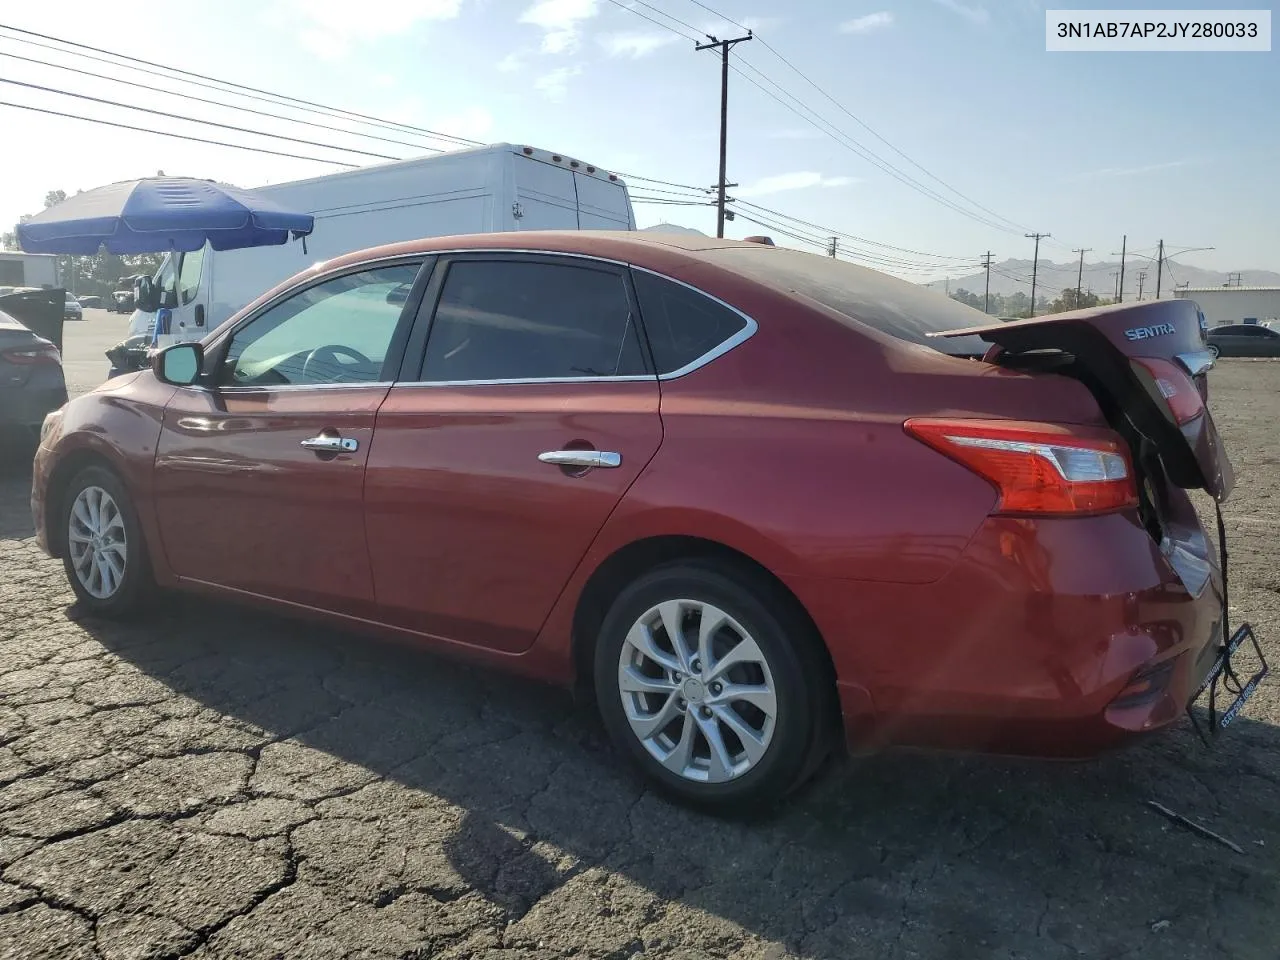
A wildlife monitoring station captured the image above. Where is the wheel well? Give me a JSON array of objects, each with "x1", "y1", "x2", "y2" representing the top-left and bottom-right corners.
[
  {"x1": 570, "y1": 535, "x2": 837, "y2": 704},
  {"x1": 43, "y1": 450, "x2": 116, "y2": 558}
]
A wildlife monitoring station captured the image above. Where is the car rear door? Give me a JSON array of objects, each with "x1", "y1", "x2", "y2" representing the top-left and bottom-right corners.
[
  {"x1": 363, "y1": 253, "x2": 663, "y2": 653},
  {"x1": 152, "y1": 258, "x2": 429, "y2": 616}
]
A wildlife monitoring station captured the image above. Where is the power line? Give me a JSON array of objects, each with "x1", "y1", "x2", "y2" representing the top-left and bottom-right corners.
[
  {"x1": 728, "y1": 61, "x2": 1023, "y2": 235},
  {"x1": 0, "y1": 23, "x2": 482, "y2": 148},
  {"x1": 599, "y1": 0, "x2": 701, "y2": 40},
  {"x1": 0, "y1": 97, "x2": 354, "y2": 166},
  {"x1": 0, "y1": 75, "x2": 402, "y2": 162},
  {"x1": 732, "y1": 199, "x2": 979, "y2": 261},
  {"x1": 0, "y1": 48, "x2": 442, "y2": 155},
  {"x1": 599, "y1": 1, "x2": 1034, "y2": 236},
  {"x1": 675, "y1": 0, "x2": 1034, "y2": 235}
]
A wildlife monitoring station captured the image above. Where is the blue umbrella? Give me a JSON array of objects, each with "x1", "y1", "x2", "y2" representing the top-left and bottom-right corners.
[{"x1": 16, "y1": 177, "x2": 314, "y2": 254}]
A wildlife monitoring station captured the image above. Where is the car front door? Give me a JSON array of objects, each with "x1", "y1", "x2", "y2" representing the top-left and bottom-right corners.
[
  {"x1": 363, "y1": 254, "x2": 663, "y2": 653},
  {"x1": 152, "y1": 259, "x2": 428, "y2": 616}
]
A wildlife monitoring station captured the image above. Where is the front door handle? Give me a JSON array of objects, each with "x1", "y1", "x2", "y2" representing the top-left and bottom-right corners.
[
  {"x1": 538, "y1": 450, "x2": 621, "y2": 469},
  {"x1": 301, "y1": 435, "x2": 358, "y2": 453}
]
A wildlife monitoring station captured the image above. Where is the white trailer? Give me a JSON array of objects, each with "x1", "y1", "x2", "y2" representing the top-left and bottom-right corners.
[
  {"x1": 0, "y1": 252, "x2": 59, "y2": 291},
  {"x1": 131, "y1": 143, "x2": 636, "y2": 342}
]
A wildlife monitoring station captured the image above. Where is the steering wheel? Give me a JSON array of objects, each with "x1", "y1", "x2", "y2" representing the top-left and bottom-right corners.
[{"x1": 302, "y1": 344, "x2": 375, "y2": 383}]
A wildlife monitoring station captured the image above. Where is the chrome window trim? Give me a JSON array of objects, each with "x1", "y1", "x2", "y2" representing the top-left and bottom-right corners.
[
  {"x1": 391, "y1": 375, "x2": 654, "y2": 389},
  {"x1": 215, "y1": 381, "x2": 396, "y2": 393},
  {"x1": 393, "y1": 253, "x2": 758, "y2": 387},
  {"x1": 629, "y1": 266, "x2": 759, "y2": 381},
  {"x1": 204, "y1": 247, "x2": 760, "y2": 391}
]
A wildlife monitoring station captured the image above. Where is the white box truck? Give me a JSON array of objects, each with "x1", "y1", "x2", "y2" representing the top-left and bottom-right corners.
[{"x1": 129, "y1": 143, "x2": 636, "y2": 343}]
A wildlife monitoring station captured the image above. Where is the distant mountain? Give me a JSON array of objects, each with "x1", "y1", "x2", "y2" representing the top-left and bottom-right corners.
[
  {"x1": 638, "y1": 223, "x2": 708, "y2": 237},
  {"x1": 941, "y1": 258, "x2": 1280, "y2": 301}
]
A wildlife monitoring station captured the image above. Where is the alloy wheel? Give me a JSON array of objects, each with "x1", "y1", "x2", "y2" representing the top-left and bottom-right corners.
[
  {"x1": 67, "y1": 485, "x2": 128, "y2": 600},
  {"x1": 617, "y1": 599, "x2": 777, "y2": 783}
]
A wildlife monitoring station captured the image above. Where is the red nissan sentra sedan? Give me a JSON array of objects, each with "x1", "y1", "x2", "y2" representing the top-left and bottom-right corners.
[{"x1": 31, "y1": 231, "x2": 1242, "y2": 811}]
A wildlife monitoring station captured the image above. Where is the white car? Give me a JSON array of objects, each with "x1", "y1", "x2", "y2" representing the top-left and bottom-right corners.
[{"x1": 64, "y1": 293, "x2": 83, "y2": 322}]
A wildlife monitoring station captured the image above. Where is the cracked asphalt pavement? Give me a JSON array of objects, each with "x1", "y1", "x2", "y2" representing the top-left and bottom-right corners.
[{"x1": 1, "y1": 360, "x2": 1278, "y2": 959}]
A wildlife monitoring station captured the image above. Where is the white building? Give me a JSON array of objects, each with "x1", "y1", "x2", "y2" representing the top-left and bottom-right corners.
[
  {"x1": 1174, "y1": 286, "x2": 1280, "y2": 327},
  {"x1": 0, "y1": 252, "x2": 60, "y2": 290}
]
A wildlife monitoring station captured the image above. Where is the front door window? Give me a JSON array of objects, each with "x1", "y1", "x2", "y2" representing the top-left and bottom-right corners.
[{"x1": 222, "y1": 264, "x2": 420, "y2": 387}]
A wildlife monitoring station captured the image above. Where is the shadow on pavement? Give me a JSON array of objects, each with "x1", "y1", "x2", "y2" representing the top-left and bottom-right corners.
[{"x1": 73, "y1": 593, "x2": 1280, "y2": 959}]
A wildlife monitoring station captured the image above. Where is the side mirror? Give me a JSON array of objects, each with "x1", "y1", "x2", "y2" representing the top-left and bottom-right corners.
[
  {"x1": 135, "y1": 276, "x2": 160, "y2": 313},
  {"x1": 153, "y1": 342, "x2": 203, "y2": 386}
]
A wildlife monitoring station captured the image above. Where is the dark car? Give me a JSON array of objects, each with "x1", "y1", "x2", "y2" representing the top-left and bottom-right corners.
[
  {"x1": 0, "y1": 307, "x2": 67, "y2": 444},
  {"x1": 77, "y1": 295, "x2": 103, "y2": 309},
  {"x1": 1207, "y1": 323, "x2": 1280, "y2": 358},
  {"x1": 29, "y1": 232, "x2": 1249, "y2": 811},
  {"x1": 109, "y1": 290, "x2": 136, "y2": 313}
]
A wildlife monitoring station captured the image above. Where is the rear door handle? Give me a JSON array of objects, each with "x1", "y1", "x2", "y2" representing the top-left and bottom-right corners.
[
  {"x1": 538, "y1": 450, "x2": 621, "y2": 469},
  {"x1": 301, "y1": 435, "x2": 358, "y2": 453}
]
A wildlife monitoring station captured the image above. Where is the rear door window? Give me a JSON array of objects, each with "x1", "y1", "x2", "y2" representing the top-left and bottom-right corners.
[
  {"x1": 631, "y1": 270, "x2": 750, "y2": 375},
  {"x1": 419, "y1": 258, "x2": 647, "y2": 382}
]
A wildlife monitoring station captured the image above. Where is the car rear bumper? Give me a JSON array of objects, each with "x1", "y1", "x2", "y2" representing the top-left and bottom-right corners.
[
  {"x1": 0, "y1": 383, "x2": 68, "y2": 431},
  {"x1": 787, "y1": 510, "x2": 1223, "y2": 758}
]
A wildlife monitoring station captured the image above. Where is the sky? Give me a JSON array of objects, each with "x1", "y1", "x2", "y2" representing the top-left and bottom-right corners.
[{"x1": 0, "y1": 0, "x2": 1276, "y2": 282}]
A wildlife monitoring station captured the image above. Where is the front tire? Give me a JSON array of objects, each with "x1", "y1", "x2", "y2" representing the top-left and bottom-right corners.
[
  {"x1": 594, "y1": 561, "x2": 830, "y2": 813},
  {"x1": 60, "y1": 465, "x2": 153, "y2": 617},
  {"x1": 1208, "y1": 343, "x2": 1221, "y2": 359}
]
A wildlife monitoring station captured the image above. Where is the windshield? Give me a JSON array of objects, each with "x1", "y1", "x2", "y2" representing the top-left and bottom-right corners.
[{"x1": 709, "y1": 246, "x2": 991, "y2": 357}]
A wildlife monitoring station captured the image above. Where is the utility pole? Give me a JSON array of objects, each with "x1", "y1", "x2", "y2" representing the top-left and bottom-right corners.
[
  {"x1": 697, "y1": 31, "x2": 753, "y2": 239},
  {"x1": 1073, "y1": 247, "x2": 1092, "y2": 307},
  {"x1": 1228, "y1": 271, "x2": 1243, "y2": 287},
  {"x1": 1111, "y1": 234, "x2": 1127, "y2": 303},
  {"x1": 1155, "y1": 239, "x2": 1165, "y2": 299},
  {"x1": 1137, "y1": 269, "x2": 1148, "y2": 301},
  {"x1": 1111, "y1": 271, "x2": 1120, "y2": 300},
  {"x1": 1026, "y1": 232, "x2": 1050, "y2": 317},
  {"x1": 827, "y1": 236, "x2": 838, "y2": 259},
  {"x1": 980, "y1": 251, "x2": 994, "y2": 314}
]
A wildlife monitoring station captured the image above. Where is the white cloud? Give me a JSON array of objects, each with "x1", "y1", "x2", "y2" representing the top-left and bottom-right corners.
[
  {"x1": 599, "y1": 32, "x2": 678, "y2": 58},
  {"x1": 497, "y1": 53, "x2": 525, "y2": 72},
  {"x1": 735, "y1": 172, "x2": 858, "y2": 198},
  {"x1": 372, "y1": 73, "x2": 398, "y2": 88},
  {"x1": 535, "y1": 66, "x2": 583, "y2": 101},
  {"x1": 1070, "y1": 159, "x2": 1195, "y2": 180},
  {"x1": 436, "y1": 107, "x2": 495, "y2": 141},
  {"x1": 272, "y1": 0, "x2": 465, "y2": 59},
  {"x1": 929, "y1": 0, "x2": 989, "y2": 24},
  {"x1": 520, "y1": 0, "x2": 598, "y2": 54},
  {"x1": 840, "y1": 12, "x2": 893, "y2": 34},
  {"x1": 738, "y1": 16, "x2": 784, "y2": 31}
]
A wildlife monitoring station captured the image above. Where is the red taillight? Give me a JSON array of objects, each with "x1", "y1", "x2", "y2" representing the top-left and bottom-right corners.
[
  {"x1": 1, "y1": 344, "x2": 60, "y2": 365},
  {"x1": 1131, "y1": 358, "x2": 1204, "y2": 425},
  {"x1": 904, "y1": 418, "x2": 1139, "y2": 516}
]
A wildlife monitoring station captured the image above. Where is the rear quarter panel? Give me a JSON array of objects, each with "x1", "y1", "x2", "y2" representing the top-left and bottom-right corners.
[{"x1": 527, "y1": 268, "x2": 1107, "y2": 680}]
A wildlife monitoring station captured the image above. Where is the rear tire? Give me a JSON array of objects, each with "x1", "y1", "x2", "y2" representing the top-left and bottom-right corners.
[
  {"x1": 60, "y1": 465, "x2": 153, "y2": 617},
  {"x1": 1208, "y1": 343, "x2": 1221, "y2": 359},
  {"x1": 594, "y1": 561, "x2": 831, "y2": 814}
]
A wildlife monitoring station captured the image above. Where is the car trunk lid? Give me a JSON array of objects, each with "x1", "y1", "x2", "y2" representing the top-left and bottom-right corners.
[{"x1": 931, "y1": 298, "x2": 1232, "y2": 500}]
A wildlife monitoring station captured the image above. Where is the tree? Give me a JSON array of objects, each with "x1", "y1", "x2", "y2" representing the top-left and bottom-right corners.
[{"x1": 44, "y1": 190, "x2": 68, "y2": 208}]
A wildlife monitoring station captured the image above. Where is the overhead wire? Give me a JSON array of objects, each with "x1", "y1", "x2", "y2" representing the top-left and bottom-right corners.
[
  {"x1": 675, "y1": 0, "x2": 1037, "y2": 236},
  {"x1": 0, "y1": 23, "x2": 482, "y2": 149},
  {"x1": 0, "y1": 75, "x2": 404, "y2": 162},
  {"x1": 0, "y1": 48, "x2": 442, "y2": 155},
  {"x1": 0, "y1": 97, "x2": 355, "y2": 166}
]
